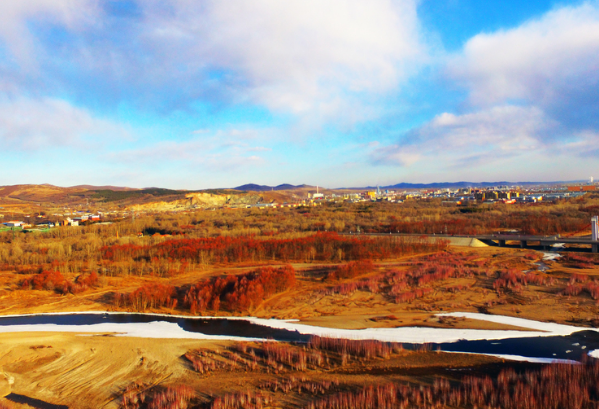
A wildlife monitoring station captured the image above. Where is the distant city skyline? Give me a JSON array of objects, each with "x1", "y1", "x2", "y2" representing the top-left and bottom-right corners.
[{"x1": 1, "y1": 0, "x2": 598, "y2": 189}]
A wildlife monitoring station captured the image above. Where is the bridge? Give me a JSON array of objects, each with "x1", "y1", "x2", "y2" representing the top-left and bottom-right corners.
[
  {"x1": 345, "y1": 233, "x2": 599, "y2": 253},
  {"x1": 467, "y1": 233, "x2": 597, "y2": 253}
]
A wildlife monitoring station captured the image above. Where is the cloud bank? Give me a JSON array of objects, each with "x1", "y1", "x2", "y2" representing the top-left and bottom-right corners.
[
  {"x1": 374, "y1": 1, "x2": 599, "y2": 171},
  {"x1": 0, "y1": 97, "x2": 127, "y2": 150}
]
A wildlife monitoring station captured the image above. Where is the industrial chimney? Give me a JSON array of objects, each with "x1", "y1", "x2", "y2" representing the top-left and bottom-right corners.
[{"x1": 593, "y1": 216, "x2": 599, "y2": 241}]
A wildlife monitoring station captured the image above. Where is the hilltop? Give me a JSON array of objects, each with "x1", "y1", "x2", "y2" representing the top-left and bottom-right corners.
[
  {"x1": 234, "y1": 183, "x2": 313, "y2": 191},
  {"x1": 0, "y1": 183, "x2": 306, "y2": 215}
]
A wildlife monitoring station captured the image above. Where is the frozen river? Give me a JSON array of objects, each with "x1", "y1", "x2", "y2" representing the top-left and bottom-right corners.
[{"x1": 0, "y1": 311, "x2": 597, "y2": 363}]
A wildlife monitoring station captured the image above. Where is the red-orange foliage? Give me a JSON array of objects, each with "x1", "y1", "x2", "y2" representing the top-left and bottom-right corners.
[
  {"x1": 308, "y1": 336, "x2": 402, "y2": 361},
  {"x1": 21, "y1": 270, "x2": 99, "y2": 294},
  {"x1": 185, "y1": 350, "x2": 239, "y2": 374},
  {"x1": 209, "y1": 391, "x2": 270, "y2": 409},
  {"x1": 570, "y1": 273, "x2": 589, "y2": 284},
  {"x1": 120, "y1": 383, "x2": 194, "y2": 409},
  {"x1": 584, "y1": 282, "x2": 599, "y2": 300},
  {"x1": 394, "y1": 287, "x2": 433, "y2": 303},
  {"x1": 560, "y1": 281, "x2": 599, "y2": 300},
  {"x1": 325, "y1": 260, "x2": 375, "y2": 281},
  {"x1": 259, "y1": 376, "x2": 339, "y2": 395},
  {"x1": 562, "y1": 254, "x2": 599, "y2": 269},
  {"x1": 115, "y1": 283, "x2": 177, "y2": 311},
  {"x1": 389, "y1": 218, "x2": 480, "y2": 235},
  {"x1": 101, "y1": 232, "x2": 446, "y2": 264},
  {"x1": 262, "y1": 341, "x2": 324, "y2": 370},
  {"x1": 148, "y1": 385, "x2": 194, "y2": 409},
  {"x1": 184, "y1": 266, "x2": 296, "y2": 313},
  {"x1": 523, "y1": 252, "x2": 538, "y2": 260},
  {"x1": 562, "y1": 284, "x2": 583, "y2": 297},
  {"x1": 322, "y1": 252, "x2": 487, "y2": 302},
  {"x1": 75, "y1": 271, "x2": 99, "y2": 287},
  {"x1": 308, "y1": 359, "x2": 599, "y2": 409},
  {"x1": 384, "y1": 210, "x2": 590, "y2": 236},
  {"x1": 493, "y1": 270, "x2": 550, "y2": 293},
  {"x1": 187, "y1": 341, "x2": 326, "y2": 375},
  {"x1": 21, "y1": 270, "x2": 65, "y2": 291}
]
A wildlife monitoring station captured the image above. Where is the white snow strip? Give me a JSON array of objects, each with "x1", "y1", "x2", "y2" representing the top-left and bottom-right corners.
[
  {"x1": 436, "y1": 312, "x2": 585, "y2": 336},
  {"x1": 442, "y1": 350, "x2": 579, "y2": 364},
  {"x1": 588, "y1": 349, "x2": 599, "y2": 359},
  {"x1": 0, "y1": 311, "x2": 595, "y2": 345},
  {"x1": 542, "y1": 252, "x2": 562, "y2": 261},
  {"x1": 475, "y1": 353, "x2": 579, "y2": 364},
  {"x1": 238, "y1": 311, "x2": 597, "y2": 343},
  {"x1": 0, "y1": 321, "x2": 265, "y2": 341}
]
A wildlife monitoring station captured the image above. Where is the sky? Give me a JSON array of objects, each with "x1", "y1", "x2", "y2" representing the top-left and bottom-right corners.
[{"x1": 1, "y1": 0, "x2": 598, "y2": 189}]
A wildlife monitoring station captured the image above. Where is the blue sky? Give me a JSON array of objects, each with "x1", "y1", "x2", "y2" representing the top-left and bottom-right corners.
[{"x1": 1, "y1": 0, "x2": 598, "y2": 189}]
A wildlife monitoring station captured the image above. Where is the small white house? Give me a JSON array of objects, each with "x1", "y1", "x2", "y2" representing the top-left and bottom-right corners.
[{"x1": 3, "y1": 221, "x2": 23, "y2": 227}]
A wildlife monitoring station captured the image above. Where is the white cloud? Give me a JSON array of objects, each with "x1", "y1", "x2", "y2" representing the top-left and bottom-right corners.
[
  {"x1": 191, "y1": 129, "x2": 210, "y2": 134},
  {"x1": 0, "y1": 97, "x2": 128, "y2": 150},
  {"x1": 422, "y1": 106, "x2": 555, "y2": 151},
  {"x1": 142, "y1": 0, "x2": 425, "y2": 116},
  {"x1": 0, "y1": 0, "x2": 427, "y2": 125},
  {"x1": 0, "y1": 0, "x2": 100, "y2": 68},
  {"x1": 109, "y1": 128, "x2": 271, "y2": 171},
  {"x1": 557, "y1": 130, "x2": 599, "y2": 157},
  {"x1": 449, "y1": 1, "x2": 599, "y2": 116},
  {"x1": 408, "y1": 1, "x2": 599, "y2": 174},
  {"x1": 371, "y1": 105, "x2": 560, "y2": 167}
]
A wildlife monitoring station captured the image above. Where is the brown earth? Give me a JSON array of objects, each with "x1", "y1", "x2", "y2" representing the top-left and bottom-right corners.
[
  {"x1": 1, "y1": 247, "x2": 597, "y2": 330},
  {"x1": 0, "y1": 332, "x2": 504, "y2": 409},
  {"x1": 0, "y1": 247, "x2": 597, "y2": 407}
]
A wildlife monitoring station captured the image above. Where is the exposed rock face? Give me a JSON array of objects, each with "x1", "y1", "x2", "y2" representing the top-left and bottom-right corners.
[
  {"x1": 226, "y1": 194, "x2": 263, "y2": 206},
  {"x1": 128, "y1": 193, "x2": 264, "y2": 212},
  {"x1": 187, "y1": 193, "x2": 263, "y2": 207},
  {"x1": 186, "y1": 193, "x2": 229, "y2": 208},
  {"x1": 0, "y1": 371, "x2": 13, "y2": 397}
]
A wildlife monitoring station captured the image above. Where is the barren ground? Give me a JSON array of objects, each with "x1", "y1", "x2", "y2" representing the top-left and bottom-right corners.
[{"x1": 0, "y1": 246, "x2": 598, "y2": 407}]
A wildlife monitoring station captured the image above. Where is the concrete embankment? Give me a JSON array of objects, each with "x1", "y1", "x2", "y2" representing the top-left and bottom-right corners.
[
  {"x1": 346, "y1": 233, "x2": 489, "y2": 248},
  {"x1": 443, "y1": 237, "x2": 488, "y2": 247},
  {"x1": 400, "y1": 234, "x2": 489, "y2": 248}
]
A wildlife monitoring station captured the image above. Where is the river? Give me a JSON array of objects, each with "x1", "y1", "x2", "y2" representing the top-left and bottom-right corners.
[{"x1": 1, "y1": 311, "x2": 597, "y2": 363}]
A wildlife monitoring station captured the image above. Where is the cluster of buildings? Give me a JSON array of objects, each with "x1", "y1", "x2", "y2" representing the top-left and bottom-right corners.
[
  {"x1": 1, "y1": 182, "x2": 597, "y2": 232},
  {"x1": 1, "y1": 212, "x2": 106, "y2": 232},
  {"x1": 304, "y1": 183, "x2": 598, "y2": 206}
]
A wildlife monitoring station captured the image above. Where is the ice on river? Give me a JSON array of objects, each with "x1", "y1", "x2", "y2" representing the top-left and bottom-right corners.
[{"x1": 0, "y1": 310, "x2": 594, "y2": 345}]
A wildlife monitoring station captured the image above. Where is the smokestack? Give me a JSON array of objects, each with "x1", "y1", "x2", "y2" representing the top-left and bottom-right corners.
[{"x1": 593, "y1": 216, "x2": 599, "y2": 241}]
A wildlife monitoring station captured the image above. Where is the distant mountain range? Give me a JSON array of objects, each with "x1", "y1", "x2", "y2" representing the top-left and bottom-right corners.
[
  {"x1": 342, "y1": 180, "x2": 588, "y2": 190},
  {"x1": 234, "y1": 183, "x2": 313, "y2": 191},
  {"x1": 69, "y1": 184, "x2": 136, "y2": 191},
  {"x1": 234, "y1": 180, "x2": 588, "y2": 191}
]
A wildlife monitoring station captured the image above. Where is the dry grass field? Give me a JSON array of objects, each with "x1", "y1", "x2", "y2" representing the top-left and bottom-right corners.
[{"x1": 1, "y1": 188, "x2": 599, "y2": 407}]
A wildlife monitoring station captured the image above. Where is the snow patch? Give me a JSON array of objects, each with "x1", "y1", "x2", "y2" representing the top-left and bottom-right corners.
[
  {"x1": 478, "y1": 354, "x2": 578, "y2": 364},
  {"x1": 0, "y1": 311, "x2": 595, "y2": 346},
  {"x1": 241, "y1": 312, "x2": 595, "y2": 344},
  {"x1": 0, "y1": 321, "x2": 265, "y2": 342},
  {"x1": 542, "y1": 252, "x2": 562, "y2": 261},
  {"x1": 443, "y1": 350, "x2": 579, "y2": 364}
]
